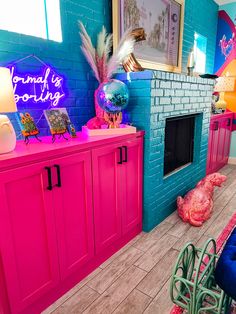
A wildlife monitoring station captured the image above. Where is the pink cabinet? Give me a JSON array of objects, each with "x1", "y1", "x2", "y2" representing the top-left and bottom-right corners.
[
  {"x1": 207, "y1": 113, "x2": 233, "y2": 174},
  {"x1": 53, "y1": 152, "x2": 94, "y2": 280},
  {"x1": 92, "y1": 137, "x2": 143, "y2": 253},
  {"x1": 0, "y1": 162, "x2": 60, "y2": 314},
  {"x1": 0, "y1": 154, "x2": 94, "y2": 313},
  {"x1": 0, "y1": 132, "x2": 143, "y2": 314}
]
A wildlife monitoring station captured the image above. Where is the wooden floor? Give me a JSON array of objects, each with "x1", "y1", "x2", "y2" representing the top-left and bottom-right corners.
[{"x1": 43, "y1": 164, "x2": 236, "y2": 314}]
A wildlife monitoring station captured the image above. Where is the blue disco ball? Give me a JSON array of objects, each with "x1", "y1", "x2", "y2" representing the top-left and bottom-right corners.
[{"x1": 95, "y1": 79, "x2": 129, "y2": 113}]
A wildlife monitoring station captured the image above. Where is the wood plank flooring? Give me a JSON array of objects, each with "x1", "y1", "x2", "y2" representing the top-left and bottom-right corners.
[{"x1": 43, "y1": 165, "x2": 236, "y2": 314}]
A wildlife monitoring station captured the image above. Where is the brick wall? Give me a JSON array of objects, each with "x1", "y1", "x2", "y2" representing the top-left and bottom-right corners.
[
  {"x1": 182, "y1": 0, "x2": 218, "y2": 73},
  {"x1": 0, "y1": 0, "x2": 218, "y2": 138},
  {"x1": 0, "y1": 0, "x2": 111, "y2": 138},
  {"x1": 116, "y1": 70, "x2": 215, "y2": 232}
]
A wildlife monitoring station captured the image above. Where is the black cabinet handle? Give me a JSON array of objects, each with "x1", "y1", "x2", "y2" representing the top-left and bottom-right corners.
[
  {"x1": 54, "y1": 165, "x2": 62, "y2": 187},
  {"x1": 122, "y1": 146, "x2": 128, "y2": 163},
  {"x1": 213, "y1": 121, "x2": 219, "y2": 131},
  {"x1": 227, "y1": 118, "x2": 231, "y2": 127},
  {"x1": 117, "y1": 147, "x2": 123, "y2": 164},
  {"x1": 45, "y1": 167, "x2": 53, "y2": 191}
]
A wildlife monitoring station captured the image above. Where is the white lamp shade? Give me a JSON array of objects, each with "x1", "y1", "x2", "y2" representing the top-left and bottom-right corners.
[{"x1": 0, "y1": 67, "x2": 17, "y2": 113}]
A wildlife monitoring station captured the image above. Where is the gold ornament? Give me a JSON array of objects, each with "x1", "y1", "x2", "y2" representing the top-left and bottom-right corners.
[
  {"x1": 104, "y1": 112, "x2": 122, "y2": 128},
  {"x1": 122, "y1": 28, "x2": 146, "y2": 72}
]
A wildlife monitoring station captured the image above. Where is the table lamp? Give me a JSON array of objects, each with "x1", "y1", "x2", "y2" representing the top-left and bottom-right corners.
[
  {"x1": 0, "y1": 67, "x2": 17, "y2": 154},
  {"x1": 214, "y1": 76, "x2": 235, "y2": 110}
]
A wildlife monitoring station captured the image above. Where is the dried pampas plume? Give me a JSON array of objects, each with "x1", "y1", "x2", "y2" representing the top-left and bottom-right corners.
[{"x1": 79, "y1": 22, "x2": 135, "y2": 82}]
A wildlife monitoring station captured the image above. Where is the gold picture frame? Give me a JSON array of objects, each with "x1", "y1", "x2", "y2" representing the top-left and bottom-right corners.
[{"x1": 112, "y1": 0, "x2": 185, "y2": 73}]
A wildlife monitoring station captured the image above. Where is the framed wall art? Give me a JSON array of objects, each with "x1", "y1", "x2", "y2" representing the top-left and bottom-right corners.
[{"x1": 112, "y1": 0, "x2": 185, "y2": 73}]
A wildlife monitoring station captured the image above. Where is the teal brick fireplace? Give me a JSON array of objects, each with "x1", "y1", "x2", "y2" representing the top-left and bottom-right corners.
[{"x1": 116, "y1": 70, "x2": 215, "y2": 232}]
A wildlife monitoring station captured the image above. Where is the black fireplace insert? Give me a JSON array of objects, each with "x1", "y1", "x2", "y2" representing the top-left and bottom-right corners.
[{"x1": 164, "y1": 115, "x2": 195, "y2": 176}]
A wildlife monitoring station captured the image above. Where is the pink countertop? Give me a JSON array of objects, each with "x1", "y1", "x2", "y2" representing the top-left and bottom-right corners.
[{"x1": 0, "y1": 131, "x2": 144, "y2": 171}]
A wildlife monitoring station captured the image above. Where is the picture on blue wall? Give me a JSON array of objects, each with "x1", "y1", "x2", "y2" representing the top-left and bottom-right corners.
[{"x1": 113, "y1": 0, "x2": 184, "y2": 72}]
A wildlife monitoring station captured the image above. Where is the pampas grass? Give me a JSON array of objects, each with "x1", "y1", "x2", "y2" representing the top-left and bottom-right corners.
[{"x1": 79, "y1": 22, "x2": 134, "y2": 83}]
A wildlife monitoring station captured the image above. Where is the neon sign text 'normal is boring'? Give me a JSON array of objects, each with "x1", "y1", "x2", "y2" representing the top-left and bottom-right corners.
[{"x1": 10, "y1": 66, "x2": 66, "y2": 107}]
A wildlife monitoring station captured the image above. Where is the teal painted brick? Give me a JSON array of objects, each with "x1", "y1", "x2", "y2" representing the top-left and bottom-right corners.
[
  {"x1": 116, "y1": 70, "x2": 214, "y2": 232},
  {"x1": 0, "y1": 0, "x2": 111, "y2": 137},
  {"x1": 183, "y1": 0, "x2": 218, "y2": 74}
]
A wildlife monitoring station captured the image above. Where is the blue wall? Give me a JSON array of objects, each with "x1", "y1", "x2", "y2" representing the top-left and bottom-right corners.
[
  {"x1": 182, "y1": 0, "x2": 218, "y2": 73},
  {"x1": 0, "y1": 0, "x2": 218, "y2": 138},
  {"x1": 0, "y1": 0, "x2": 111, "y2": 138}
]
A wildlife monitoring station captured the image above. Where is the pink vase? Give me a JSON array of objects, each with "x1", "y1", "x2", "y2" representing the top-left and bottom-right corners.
[{"x1": 94, "y1": 86, "x2": 106, "y2": 120}]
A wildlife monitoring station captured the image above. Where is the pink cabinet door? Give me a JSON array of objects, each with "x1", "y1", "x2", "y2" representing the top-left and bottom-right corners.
[
  {"x1": 121, "y1": 138, "x2": 143, "y2": 235},
  {"x1": 217, "y1": 118, "x2": 227, "y2": 169},
  {"x1": 92, "y1": 143, "x2": 122, "y2": 254},
  {"x1": 52, "y1": 152, "x2": 94, "y2": 280},
  {"x1": 223, "y1": 115, "x2": 233, "y2": 165},
  {"x1": 0, "y1": 162, "x2": 60, "y2": 314},
  {"x1": 206, "y1": 122, "x2": 214, "y2": 174},
  {"x1": 211, "y1": 120, "x2": 221, "y2": 172},
  {"x1": 207, "y1": 118, "x2": 221, "y2": 174},
  {"x1": 207, "y1": 119, "x2": 219, "y2": 174}
]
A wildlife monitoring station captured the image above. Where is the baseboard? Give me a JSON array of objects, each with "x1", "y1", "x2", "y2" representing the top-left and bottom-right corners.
[{"x1": 228, "y1": 157, "x2": 236, "y2": 165}]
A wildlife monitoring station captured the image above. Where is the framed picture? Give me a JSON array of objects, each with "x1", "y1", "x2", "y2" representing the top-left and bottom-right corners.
[
  {"x1": 44, "y1": 108, "x2": 76, "y2": 141},
  {"x1": 17, "y1": 112, "x2": 41, "y2": 144},
  {"x1": 112, "y1": 0, "x2": 184, "y2": 72}
]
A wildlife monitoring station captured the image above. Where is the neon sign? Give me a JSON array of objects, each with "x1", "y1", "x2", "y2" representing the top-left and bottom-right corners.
[{"x1": 9, "y1": 66, "x2": 65, "y2": 107}]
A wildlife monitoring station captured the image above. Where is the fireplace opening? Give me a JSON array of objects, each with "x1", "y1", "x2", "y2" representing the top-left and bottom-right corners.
[{"x1": 164, "y1": 115, "x2": 195, "y2": 176}]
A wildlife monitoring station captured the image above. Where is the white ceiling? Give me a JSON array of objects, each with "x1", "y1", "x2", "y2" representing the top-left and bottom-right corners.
[{"x1": 214, "y1": 0, "x2": 235, "y2": 5}]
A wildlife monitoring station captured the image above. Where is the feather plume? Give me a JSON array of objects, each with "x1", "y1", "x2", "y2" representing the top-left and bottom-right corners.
[
  {"x1": 79, "y1": 22, "x2": 135, "y2": 82},
  {"x1": 97, "y1": 26, "x2": 107, "y2": 58},
  {"x1": 81, "y1": 47, "x2": 100, "y2": 82},
  {"x1": 104, "y1": 33, "x2": 113, "y2": 62},
  {"x1": 107, "y1": 32, "x2": 135, "y2": 79},
  {"x1": 79, "y1": 22, "x2": 100, "y2": 82}
]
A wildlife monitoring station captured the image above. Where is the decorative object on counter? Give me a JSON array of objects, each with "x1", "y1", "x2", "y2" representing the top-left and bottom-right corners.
[
  {"x1": 44, "y1": 108, "x2": 76, "y2": 142},
  {"x1": 187, "y1": 47, "x2": 195, "y2": 76},
  {"x1": 17, "y1": 112, "x2": 41, "y2": 144},
  {"x1": 122, "y1": 28, "x2": 146, "y2": 72},
  {"x1": 0, "y1": 67, "x2": 18, "y2": 154},
  {"x1": 82, "y1": 124, "x2": 136, "y2": 136},
  {"x1": 211, "y1": 91, "x2": 225, "y2": 114},
  {"x1": 214, "y1": 76, "x2": 236, "y2": 111},
  {"x1": 95, "y1": 79, "x2": 129, "y2": 113},
  {"x1": 177, "y1": 173, "x2": 227, "y2": 227},
  {"x1": 112, "y1": 0, "x2": 184, "y2": 72},
  {"x1": 211, "y1": 92, "x2": 219, "y2": 114},
  {"x1": 79, "y1": 22, "x2": 135, "y2": 132}
]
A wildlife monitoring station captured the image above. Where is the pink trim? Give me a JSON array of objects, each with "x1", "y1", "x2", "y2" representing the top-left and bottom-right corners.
[
  {"x1": 170, "y1": 211, "x2": 236, "y2": 314},
  {"x1": 216, "y1": 11, "x2": 236, "y2": 76},
  {"x1": 219, "y1": 10, "x2": 235, "y2": 33}
]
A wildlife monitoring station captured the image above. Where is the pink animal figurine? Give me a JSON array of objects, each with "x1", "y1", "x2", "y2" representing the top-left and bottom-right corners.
[
  {"x1": 177, "y1": 173, "x2": 227, "y2": 227},
  {"x1": 86, "y1": 116, "x2": 107, "y2": 129}
]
